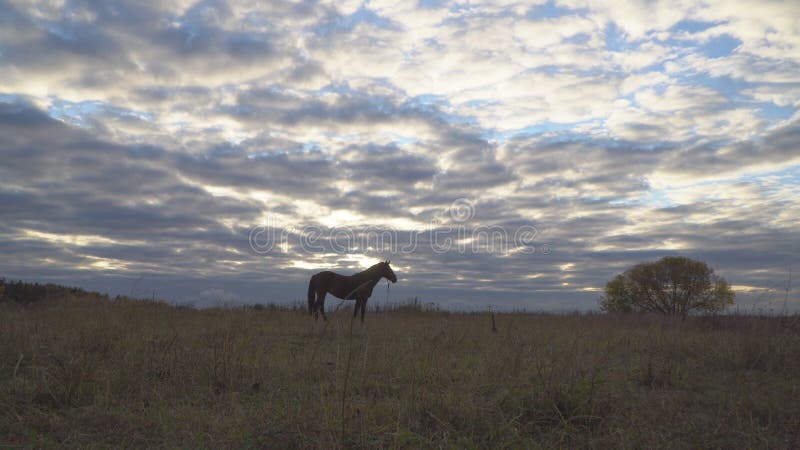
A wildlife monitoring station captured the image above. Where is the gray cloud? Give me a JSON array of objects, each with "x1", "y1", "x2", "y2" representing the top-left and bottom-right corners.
[{"x1": 1, "y1": 0, "x2": 798, "y2": 311}]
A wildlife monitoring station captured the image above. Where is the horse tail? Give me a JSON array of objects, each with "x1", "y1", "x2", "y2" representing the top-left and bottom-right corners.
[{"x1": 307, "y1": 275, "x2": 316, "y2": 315}]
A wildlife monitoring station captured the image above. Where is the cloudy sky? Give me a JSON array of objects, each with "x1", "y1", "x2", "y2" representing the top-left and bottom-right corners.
[{"x1": 1, "y1": 0, "x2": 799, "y2": 310}]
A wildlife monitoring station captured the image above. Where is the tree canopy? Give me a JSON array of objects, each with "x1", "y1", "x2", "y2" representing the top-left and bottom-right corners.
[{"x1": 600, "y1": 256, "x2": 734, "y2": 316}]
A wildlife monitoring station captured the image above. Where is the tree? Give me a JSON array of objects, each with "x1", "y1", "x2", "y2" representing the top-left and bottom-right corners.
[{"x1": 600, "y1": 256, "x2": 734, "y2": 316}]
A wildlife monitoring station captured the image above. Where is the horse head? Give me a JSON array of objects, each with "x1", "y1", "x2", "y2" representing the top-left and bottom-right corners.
[{"x1": 382, "y1": 260, "x2": 397, "y2": 283}]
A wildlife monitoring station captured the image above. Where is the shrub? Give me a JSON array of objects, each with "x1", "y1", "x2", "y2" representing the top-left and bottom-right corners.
[{"x1": 600, "y1": 256, "x2": 734, "y2": 316}]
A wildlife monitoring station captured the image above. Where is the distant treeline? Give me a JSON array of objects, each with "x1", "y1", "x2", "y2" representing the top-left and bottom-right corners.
[
  {"x1": 0, "y1": 278, "x2": 443, "y2": 313},
  {"x1": 0, "y1": 278, "x2": 116, "y2": 304}
]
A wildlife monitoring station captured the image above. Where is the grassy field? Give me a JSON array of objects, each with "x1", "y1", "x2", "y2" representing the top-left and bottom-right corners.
[{"x1": 2, "y1": 296, "x2": 800, "y2": 449}]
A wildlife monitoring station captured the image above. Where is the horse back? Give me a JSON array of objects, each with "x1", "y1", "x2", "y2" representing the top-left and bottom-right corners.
[
  {"x1": 312, "y1": 271, "x2": 338, "y2": 282},
  {"x1": 312, "y1": 271, "x2": 362, "y2": 300}
]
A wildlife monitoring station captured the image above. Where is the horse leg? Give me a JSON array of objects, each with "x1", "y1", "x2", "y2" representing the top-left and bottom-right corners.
[
  {"x1": 312, "y1": 291, "x2": 319, "y2": 321},
  {"x1": 360, "y1": 297, "x2": 367, "y2": 323},
  {"x1": 353, "y1": 299, "x2": 361, "y2": 320},
  {"x1": 308, "y1": 276, "x2": 316, "y2": 316},
  {"x1": 318, "y1": 290, "x2": 327, "y2": 321}
]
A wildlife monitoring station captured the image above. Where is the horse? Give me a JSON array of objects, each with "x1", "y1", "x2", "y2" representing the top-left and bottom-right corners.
[{"x1": 307, "y1": 260, "x2": 397, "y2": 323}]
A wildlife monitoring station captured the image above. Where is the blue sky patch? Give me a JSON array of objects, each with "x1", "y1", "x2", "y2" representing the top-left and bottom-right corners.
[
  {"x1": 757, "y1": 102, "x2": 795, "y2": 121},
  {"x1": 605, "y1": 22, "x2": 640, "y2": 52},
  {"x1": 700, "y1": 34, "x2": 741, "y2": 58},
  {"x1": 314, "y1": 6, "x2": 397, "y2": 36},
  {"x1": 526, "y1": 0, "x2": 585, "y2": 20},
  {"x1": 48, "y1": 99, "x2": 154, "y2": 127},
  {"x1": 670, "y1": 19, "x2": 723, "y2": 34}
]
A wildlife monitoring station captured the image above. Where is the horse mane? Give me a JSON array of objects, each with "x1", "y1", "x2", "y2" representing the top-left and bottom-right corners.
[{"x1": 353, "y1": 262, "x2": 384, "y2": 280}]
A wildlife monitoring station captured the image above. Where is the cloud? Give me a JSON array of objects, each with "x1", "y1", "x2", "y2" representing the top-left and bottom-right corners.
[{"x1": 1, "y1": 0, "x2": 798, "y2": 311}]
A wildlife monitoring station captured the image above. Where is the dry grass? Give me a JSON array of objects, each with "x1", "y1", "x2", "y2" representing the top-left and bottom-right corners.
[{"x1": 2, "y1": 297, "x2": 800, "y2": 448}]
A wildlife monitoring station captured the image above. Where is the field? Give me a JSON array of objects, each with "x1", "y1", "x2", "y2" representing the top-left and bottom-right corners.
[{"x1": 2, "y1": 296, "x2": 800, "y2": 449}]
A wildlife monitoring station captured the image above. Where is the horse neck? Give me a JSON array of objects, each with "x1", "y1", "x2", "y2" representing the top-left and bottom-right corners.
[{"x1": 354, "y1": 266, "x2": 383, "y2": 284}]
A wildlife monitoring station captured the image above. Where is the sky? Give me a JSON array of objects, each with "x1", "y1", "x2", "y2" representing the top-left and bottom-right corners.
[{"x1": 1, "y1": 0, "x2": 799, "y2": 311}]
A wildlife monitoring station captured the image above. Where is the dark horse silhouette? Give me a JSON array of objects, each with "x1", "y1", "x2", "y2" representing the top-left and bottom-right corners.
[{"x1": 307, "y1": 260, "x2": 397, "y2": 322}]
